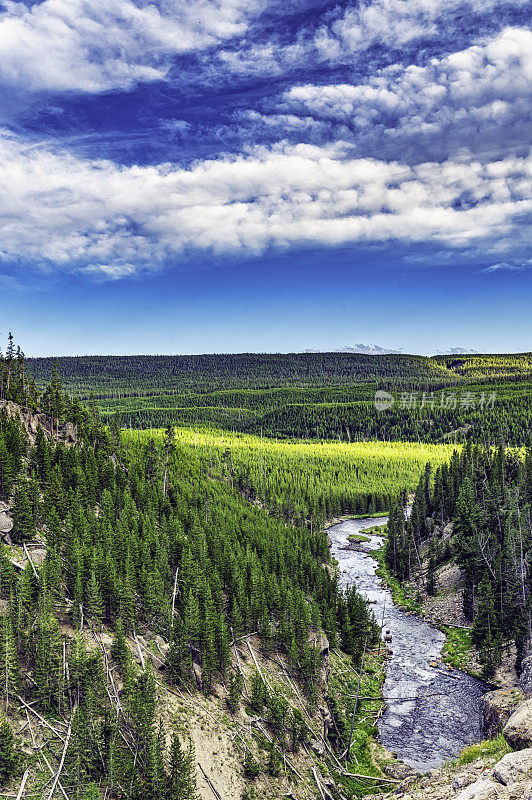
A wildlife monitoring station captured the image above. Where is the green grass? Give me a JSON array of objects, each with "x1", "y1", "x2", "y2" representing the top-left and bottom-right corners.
[
  {"x1": 374, "y1": 547, "x2": 424, "y2": 615},
  {"x1": 455, "y1": 734, "x2": 511, "y2": 766},
  {"x1": 360, "y1": 524, "x2": 388, "y2": 535},
  {"x1": 440, "y1": 627, "x2": 482, "y2": 678},
  {"x1": 347, "y1": 533, "x2": 371, "y2": 543}
]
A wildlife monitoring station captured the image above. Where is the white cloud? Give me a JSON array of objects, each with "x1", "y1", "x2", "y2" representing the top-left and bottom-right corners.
[
  {"x1": 283, "y1": 27, "x2": 532, "y2": 162},
  {"x1": 315, "y1": 0, "x2": 529, "y2": 59},
  {"x1": 0, "y1": 0, "x2": 260, "y2": 92},
  {"x1": 0, "y1": 0, "x2": 527, "y2": 98},
  {"x1": 482, "y1": 259, "x2": 532, "y2": 273},
  {"x1": 207, "y1": 0, "x2": 529, "y2": 85},
  {"x1": 0, "y1": 132, "x2": 530, "y2": 278}
]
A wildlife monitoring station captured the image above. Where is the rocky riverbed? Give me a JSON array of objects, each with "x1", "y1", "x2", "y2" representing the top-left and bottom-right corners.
[{"x1": 328, "y1": 517, "x2": 489, "y2": 771}]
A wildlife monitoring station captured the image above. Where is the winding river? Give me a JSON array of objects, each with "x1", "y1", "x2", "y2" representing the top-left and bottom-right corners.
[{"x1": 328, "y1": 516, "x2": 489, "y2": 772}]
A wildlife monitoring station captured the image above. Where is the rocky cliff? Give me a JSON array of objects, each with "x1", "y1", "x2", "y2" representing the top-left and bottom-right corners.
[{"x1": 0, "y1": 399, "x2": 77, "y2": 446}]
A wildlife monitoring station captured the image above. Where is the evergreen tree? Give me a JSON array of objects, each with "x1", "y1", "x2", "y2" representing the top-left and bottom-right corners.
[
  {"x1": 11, "y1": 484, "x2": 35, "y2": 543},
  {"x1": 86, "y1": 567, "x2": 104, "y2": 623},
  {"x1": 33, "y1": 613, "x2": 64, "y2": 711},
  {"x1": 0, "y1": 441, "x2": 12, "y2": 500},
  {"x1": 0, "y1": 719, "x2": 19, "y2": 786},
  {"x1": 472, "y1": 575, "x2": 501, "y2": 675},
  {"x1": 0, "y1": 617, "x2": 20, "y2": 711},
  {"x1": 166, "y1": 734, "x2": 198, "y2": 800},
  {"x1": 111, "y1": 619, "x2": 130, "y2": 672},
  {"x1": 426, "y1": 538, "x2": 437, "y2": 596}
]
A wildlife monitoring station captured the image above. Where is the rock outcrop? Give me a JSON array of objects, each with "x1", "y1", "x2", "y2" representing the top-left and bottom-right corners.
[
  {"x1": 503, "y1": 700, "x2": 532, "y2": 750},
  {"x1": 0, "y1": 505, "x2": 13, "y2": 534},
  {"x1": 454, "y1": 777, "x2": 503, "y2": 799},
  {"x1": 364, "y1": 704, "x2": 532, "y2": 800},
  {"x1": 519, "y1": 651, "x2": 532, "y2": 696},
  {"x1": 0, "y1": 400, "x2": 77, "y2": 446},
  {"x1": 366, "y1": 748, "x2": 532, "y2": 800},
  {"x1": 492, "y1": 748, "x2": 532, "y2": 785},
  {"x1": 383, "y1": 760, "x2": 417, "y2": 780},
  {"x1": 481, "y1": 689, "x2": 525, "y2": 738},
  {"x1": 0, "y1": 501, "x2": 13, "y2": 545}
]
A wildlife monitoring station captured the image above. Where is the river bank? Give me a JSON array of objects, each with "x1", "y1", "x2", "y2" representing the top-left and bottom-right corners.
[
  {"x1": 327, "y1": 516, "x2": 490, "y2": 772},
  {"x1": 370, "y1": 529, "x2": 521, "y2": 689}
]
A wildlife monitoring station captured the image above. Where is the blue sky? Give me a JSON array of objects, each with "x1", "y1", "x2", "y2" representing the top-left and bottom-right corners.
[{"x1": 0, "y1": 0, "x2": 530, "y2": 355}]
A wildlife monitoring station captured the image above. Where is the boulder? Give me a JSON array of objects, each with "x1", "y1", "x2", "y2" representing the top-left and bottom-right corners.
[
  {"x1": 504, "y1": 701, "x2": 532, "y2": 749},
  {"x1": 27, "y1": 416, "x2": 39, "y2": 435},
  {"x1": 454, "y1": 778, "x2": 502, "y2": 800},
  {"x1": 383, "y1": 760, "x2": 416, "y2": 780},
  {"x1": 28, "y1": 548, "x2": 47, "y2": 567},
  {"x1": 442, "y1": 522, "x2": 454, "y2": 538},
  {"x1": 0, "y1": 512, "x2": 13, "y2": 534},
  {"x1": 153, "y1": 635, "x2": 169, "y2": 656},
  {"x1": 481, "y1": 689, "x2": 525, "y2": 738},
  {"x1": 310, "y1": 738, "x2": 325, "y2": 756},
  {"x1": 63, "y1": 422, "x2": 77, "y2": 444},
  {"x1": 492, "y1": 748, "x2": 532, "y2": 785},
  {"x1": 192, "y1": 662, "x2": 203, "y2": 690},
  {"x1": 452, "y1": 773, "x2": 477, "y2": 790}
]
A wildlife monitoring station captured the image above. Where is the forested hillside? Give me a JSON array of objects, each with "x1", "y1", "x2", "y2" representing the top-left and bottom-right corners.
[
  {"x1": 433, "y1": 353, "x2": 532, "y2": 382},
  {"x1": 95, "y1": 384, "x2": 530, "y2": 446},
  {"x1": 26, "y1": 353, "x2": 455, "y2": 397},
  {"x1": 385, "y1": 441, "x2": 532, "y2": 677},
  {"x1": 146, "y1": 427, "x2": 455, "y2": 520},
  {"x1": 0, "y1": 339, "x2": 387, "y2": 799},
  {"x1": 6, "y1": 335, "x2": 532, "y2": 797},
  {"x1": 26, "y1": 353, "x2": 532, "y2": 446}
]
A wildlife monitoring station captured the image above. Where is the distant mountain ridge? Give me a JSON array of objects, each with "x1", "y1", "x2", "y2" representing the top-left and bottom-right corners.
[
  {"x1": 433, "y1": 347, "x2": 482, "y2": 355},
  {"x1": 304, "y1": 345, "x2": 484, "y2": 355},
  {"x1": 305, "y1": 344, "x2": 404, "y2": 355}
]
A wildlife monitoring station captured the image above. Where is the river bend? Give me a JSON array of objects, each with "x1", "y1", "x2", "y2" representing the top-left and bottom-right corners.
[{"x1": 328, "y1": 516, "x2": 488, "y2": 772}]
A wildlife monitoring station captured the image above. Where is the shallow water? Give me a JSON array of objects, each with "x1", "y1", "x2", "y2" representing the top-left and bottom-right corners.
[{"x1": 328, "y1": 517, "x2": 488, "y2": 771}]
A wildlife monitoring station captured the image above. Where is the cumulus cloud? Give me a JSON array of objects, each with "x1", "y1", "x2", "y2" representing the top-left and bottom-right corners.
[
  {"x1": 315, "y1": 0, "x2": 529, "y2": 59},
  {"x1": 0, "y1": 0, "x2": 261, "y2": 92},
  {"x1": 204, "y1": 0, "x2": 529, "y2": 87},
  {"x1": 0, "y1": 132, "x2": 529, "y2": 278},
  {"x1": 283, "y1": 27, "x2": 532, "y2": 163}
]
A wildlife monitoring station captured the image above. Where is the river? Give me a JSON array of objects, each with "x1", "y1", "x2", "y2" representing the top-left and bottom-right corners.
[{"x1": 328, "y1": 516, "x2": 489, "y2": 772}]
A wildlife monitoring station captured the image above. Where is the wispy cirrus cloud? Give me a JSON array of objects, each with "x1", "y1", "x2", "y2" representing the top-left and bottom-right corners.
[{"x1": 482, "y1": 259, "x2": 532, "y2": 273}]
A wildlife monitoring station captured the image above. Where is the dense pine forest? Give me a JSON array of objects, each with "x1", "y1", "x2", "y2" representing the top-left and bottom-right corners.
[
  {"x1": 0, "y1": 337, "x2": 385, "y2": 800},
  {"x1": 26, "y1": 354, "x2": 532, "y2": 446},
  {"x1": 4, "y1": 335, "x2": 532, "y2": 797},
  {"x1": 148, "y1": 427, "x2": 454, "y2": 520},
  {"x1": 26, "y1": 353, "x2": 457, "y2": 396},
  {"x1": 385, "y1": 441, "x2": 532, "y2": 676}
]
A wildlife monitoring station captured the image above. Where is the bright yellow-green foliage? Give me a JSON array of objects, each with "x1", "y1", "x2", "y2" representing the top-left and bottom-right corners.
[
  {"x1": 455, "y1": 734, "x2": 511, "y2": 765},
  {"x1": 127, "y1": 428, "x2": 456, "y2": 521}
]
